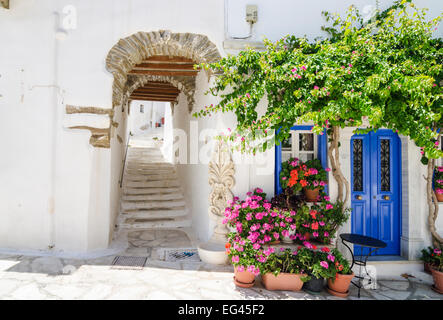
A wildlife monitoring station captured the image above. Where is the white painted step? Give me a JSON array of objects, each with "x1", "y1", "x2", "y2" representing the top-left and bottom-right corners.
[
  {"x1": 124, "y1": 173, "x2": 178, "y2": 181},
  {"x1": 120, "y1": 207, "x2": 188, "y2": 219},
  {"x1": 123, "y1": 180, "x2": 181, "y2": 188},
  {"x1": 122, "y1": 193, "x2": 184, "y2": 201},
  {"x1": 121, "y1": 199, "x2": 186, "y2": 210},
  {"x1": 123, "y1": 187, "x2": 182, "y2": 195},
  {"x1": 118, "y1": 217, "x2": 192, "y2": 230}
]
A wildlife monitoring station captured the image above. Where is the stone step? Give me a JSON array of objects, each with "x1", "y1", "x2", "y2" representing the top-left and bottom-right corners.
[
  {"x1": 126, "y1": 166, "x2": 174, "y2": 171},
  {"x1": 120, "y1": 207, "x2": 188, "y2": 219},
  {"x1": 123, "y1": 186, "x2": 182, "y2": 195},
  {"x1": 125, "y1": 169, "x2": 176, "y2": 176},
  {"x1": 118, "y1": 217, "x2": 192, "y2": 230},
  {"x1": 124, "y1": 173, "x2": 178, "y2": 182},
  {"x1": 122, "y1": 193, "x2": 184, "y2": 201},
  {"x1": 121, "y1": 199, "x2": 186, "y2": 210},
  {"x1": 123, "y1": 180, "x2": 181, "y2": 188}
]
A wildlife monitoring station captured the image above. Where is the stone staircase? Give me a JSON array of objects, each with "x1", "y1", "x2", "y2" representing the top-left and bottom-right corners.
[{"x1": 116, "y1": 137, "x2": 191, "y2": 231}]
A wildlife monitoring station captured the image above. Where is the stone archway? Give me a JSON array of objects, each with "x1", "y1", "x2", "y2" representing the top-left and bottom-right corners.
[{"x1": 105, "y1": 30, "x2": 221, "y2": 113}]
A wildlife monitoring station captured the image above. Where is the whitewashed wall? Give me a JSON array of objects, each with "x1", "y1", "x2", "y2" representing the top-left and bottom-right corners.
[{"x1": 0, "y1": 0, "x2": 441, "y2": 253}]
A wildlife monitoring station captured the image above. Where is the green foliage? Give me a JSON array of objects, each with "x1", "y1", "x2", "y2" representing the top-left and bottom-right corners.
[
  {"x1": 194, "y1": 1, "x2": 443, "y2": 162},
  {"x1": 262, "y1": 248, "x2": 307, "y2": 279}
]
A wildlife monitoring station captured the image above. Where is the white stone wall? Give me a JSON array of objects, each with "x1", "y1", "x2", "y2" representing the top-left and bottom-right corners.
[{"x1": 0, "y1": 0, "x2": 441, "y2": 254}]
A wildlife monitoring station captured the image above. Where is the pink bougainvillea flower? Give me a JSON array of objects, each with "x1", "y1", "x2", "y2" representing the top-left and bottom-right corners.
[
  {"x1": 313, "y1": 232, "x2": 319, "y2": 237},
  {"x1": 253, "y1": 243, "x2": 261, "y2": 250},
  {"x1": 320, "y1": 261, "x2": 329, "y2": 269},
  {"x1": 326, "y1": 204, "x2": 334, "y2": 210},
  {"x1": 324, "y1": 231, "x2": 329, "y2": 237},
  {"x1": 327, "y1": 254, "x2": 335, "y2": 262},
  {"x1": 237, "y1": 265, "x2": 245, "y2": 272},
  {"x1": 301, "y1": 66, "x2": 307, "y2": 71},
  {"x1": 314, "y1": 85, "x2": 319, "y2": 90},
  {"x1": 232, "y1": 256, "x2": 240, "y2": 263},
  {"x1": 273, "y1": 233, "x2": 280, "y2": 240},
  {"x1": 291, "y1": 67, "x2": 297, "y2": 73}
]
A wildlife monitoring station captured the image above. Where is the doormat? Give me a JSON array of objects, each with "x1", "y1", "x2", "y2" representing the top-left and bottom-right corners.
[
  {"x1": 111, "y1": 256, "x2": 147, "y2": 270},
  {"x1": 164, "y1": 249, "x2": 201, "y2": 262}
]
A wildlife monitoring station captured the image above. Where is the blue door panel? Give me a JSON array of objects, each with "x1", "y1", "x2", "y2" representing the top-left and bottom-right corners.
[{"x1": 351, "y1": 130, "x2": 401, "y2": 256}]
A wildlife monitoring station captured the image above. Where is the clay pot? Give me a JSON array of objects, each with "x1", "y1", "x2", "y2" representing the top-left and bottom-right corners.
[
  {"x1": 304, "y1": 188, "x2": 320, "y2": 202},
  {"x1": 269, "y1": 240, "x2": 281, "y2": 245},
  {"x1": 234, "y1": 266, "x2": 255, "y2": 286},
  {"x1": 436, "y1": 192, "x2": 443, "y2": 202},
  {"x1": 262, "y1": 273, "x2": 306, "y2": 291},
  {"x1": 431, "y1": 268, "x2": 443, "y2": 294},
  {"x1": 327, "y1": 273, "x2": 354, "y2": 297}
]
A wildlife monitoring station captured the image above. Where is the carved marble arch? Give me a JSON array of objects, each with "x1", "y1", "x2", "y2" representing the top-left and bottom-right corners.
[{"x1": 105, "y1": 30, "x2": 221, "y2": 114}]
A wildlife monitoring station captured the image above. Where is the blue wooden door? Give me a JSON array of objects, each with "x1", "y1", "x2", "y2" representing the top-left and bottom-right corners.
[{"x1": 351, "y1": 130, "x2": 401, "y2": 256}]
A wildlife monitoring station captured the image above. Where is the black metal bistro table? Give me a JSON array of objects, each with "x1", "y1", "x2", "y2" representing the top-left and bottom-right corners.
[{"x1": 339, "y1": 233, "x2": 387, "y2": 298}]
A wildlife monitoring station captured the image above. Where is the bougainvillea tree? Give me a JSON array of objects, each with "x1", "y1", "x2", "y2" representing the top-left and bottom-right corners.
[{"x1": 195, "y1": 1, "x2": 442, "y2": 246}]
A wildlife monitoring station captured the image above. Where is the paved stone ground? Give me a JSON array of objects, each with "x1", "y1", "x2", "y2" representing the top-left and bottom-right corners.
[{"x1": 0, "y1": 229, "x2": 441, "y2": 300}]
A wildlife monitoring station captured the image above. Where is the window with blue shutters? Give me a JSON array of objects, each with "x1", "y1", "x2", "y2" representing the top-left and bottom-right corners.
[{"x1": 275, "y1": 125, "x2": 328, "y2": 195}]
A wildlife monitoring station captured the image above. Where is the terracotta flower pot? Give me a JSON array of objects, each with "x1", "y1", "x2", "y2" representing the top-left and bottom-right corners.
[
  {"x1": 234, "y1": 266, "x2": 255, "y2": 286},
  {"x1": 304, "y1": 188, "x2": 320, "y2": 202},
  {"x1": 436, "y1": 192, "x2": 443, "y2": 202},
  {"x1": 327, "y1": 273, "x2": 354, "y2": 296},
  {"x1": 430, "y1": 268, "x2": 443, "y2": 294},
  {"x1": 262, "y1": 272, "x2": 306, "y2": 291}
]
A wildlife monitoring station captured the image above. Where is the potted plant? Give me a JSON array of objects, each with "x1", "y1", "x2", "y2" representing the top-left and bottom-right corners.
[
  {"x1": 296, "y1": 247, "x2": 336, "y2": 293},
  {"x1": 420, "y1": 246, "x2": 435, "y2": 274},
  {"x1": 295, "y1": 198, "x2": 350, "y2": 244},
  {"x1": 302, "y1": 159, "x2": 329, "y2": 201},
  {"x1": 326, "y1": 248, "x2": 354, "y2": 297},
  {"x1": 280, "y1": 210, "x2": 297, "y2": 243},
  {"x1": 435, "y1": 167, "x2": 443, "y2": 202},
  {"x1": 280, "y1": 158, "x2": 329, "y2": 202},
  {"x1": 261, "y1": 248, "x2": 308, "y2": 291},
  {"x1": 225, "y1": 237, "x2": 261, "y2": 288},
  {"x1": 427, "y1": 247, "x2": 443, "y2": 294}
]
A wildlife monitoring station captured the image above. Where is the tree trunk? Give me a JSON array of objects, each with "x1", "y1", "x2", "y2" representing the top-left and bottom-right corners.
[
  {"x1": 327, "y1": 126, "x2": 350, "y2": 209},
  {"x1": 426, "y1": 158, "x2": 443, "y2": 248}
]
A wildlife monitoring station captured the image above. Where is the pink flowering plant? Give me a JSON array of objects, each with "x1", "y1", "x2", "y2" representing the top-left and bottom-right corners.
[
  {"x1": 296, "y1": 246, "x2": 338, "y2": 280},
  {"x1": 223, "y1": 188, "x2": 285, "y2": 244},
  {"x1": 225, "y1": 236, "x2": 263, "y2": 276},
  {"x1": 420, "y1": 246, "x2": 443, "y2": 272},
  {"x1": 434, "y1": 166, "x2": 443, "y2": 195}
]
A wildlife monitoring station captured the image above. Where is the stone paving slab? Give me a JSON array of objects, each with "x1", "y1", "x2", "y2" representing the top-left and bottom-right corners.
[{"x1": 0, "y1": 253, "x2": 441, "y2": 300}]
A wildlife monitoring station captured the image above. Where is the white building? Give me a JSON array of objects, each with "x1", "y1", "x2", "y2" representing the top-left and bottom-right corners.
[{"x1": 0, "y1": 0, "x2": 442, "y2": 269}]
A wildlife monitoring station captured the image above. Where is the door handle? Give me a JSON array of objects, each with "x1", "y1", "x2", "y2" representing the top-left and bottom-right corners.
[
  {"x1": 355, "y1": 195, "x2": 363, "y2": 200},
  {"x1": 383, "y1": 195, "x2": 390, "y2": 200}
]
